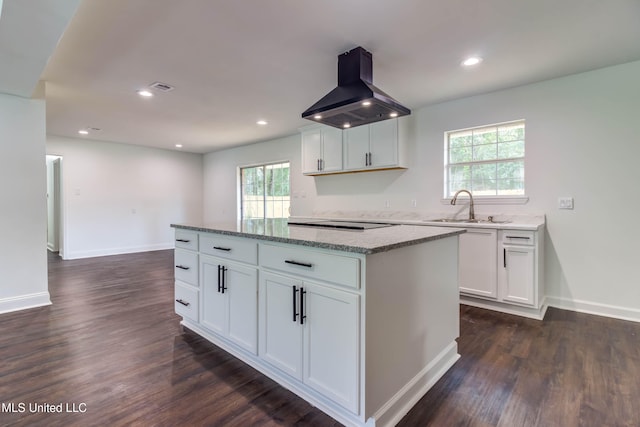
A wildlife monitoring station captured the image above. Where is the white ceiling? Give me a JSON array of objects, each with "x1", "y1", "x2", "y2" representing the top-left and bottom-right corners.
[{"x1": 4, "y1": 0, "x2": 640, "y2": 153}]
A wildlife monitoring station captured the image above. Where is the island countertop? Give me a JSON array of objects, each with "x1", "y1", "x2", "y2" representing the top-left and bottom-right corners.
[{"x1": 171, "y1": 219, "x2": 465, "y2": 255}]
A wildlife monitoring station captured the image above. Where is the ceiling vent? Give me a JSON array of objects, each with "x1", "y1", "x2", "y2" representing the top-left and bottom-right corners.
[{"x1": 149, "y1": 81, "x2": 175, "y2": 92}]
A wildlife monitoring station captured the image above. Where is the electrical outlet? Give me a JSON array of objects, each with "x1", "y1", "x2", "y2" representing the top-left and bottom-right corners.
[
  {"x1": 411, "y1": 199, "x2": 417, "y2": 208},
  {"x1": 384, "y1": 200, "x2": 390, "y2": 208},
  {"x1": 558, "y1": 197, "x2": 574, "y2": 210}
]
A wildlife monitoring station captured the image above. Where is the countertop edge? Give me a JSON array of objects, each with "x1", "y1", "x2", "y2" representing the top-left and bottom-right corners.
[{"x1": 171, "y1": 223, "x2": 465, "y2": 255}]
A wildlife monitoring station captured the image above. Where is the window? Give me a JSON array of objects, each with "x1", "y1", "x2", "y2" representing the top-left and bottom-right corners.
[
  {"x1": 240, "y1": 162, "x2": 290, "y2": 220},
  {"x1": 445, "y1": 120, "x2": 525, "y2": 198}
]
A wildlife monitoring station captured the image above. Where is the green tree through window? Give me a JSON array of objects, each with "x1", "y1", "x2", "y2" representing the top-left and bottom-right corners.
[
  {"x1": 241, "y1": 162, "x2": 290, "y2": 219},
  {"x1": 446, "y1": 121, "x2": 525, "y2": 197}
]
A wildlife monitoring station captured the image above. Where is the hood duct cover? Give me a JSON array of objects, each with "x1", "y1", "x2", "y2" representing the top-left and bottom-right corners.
[{"x1": 302, "y1": 46, "x2": 410, "y2": 129}]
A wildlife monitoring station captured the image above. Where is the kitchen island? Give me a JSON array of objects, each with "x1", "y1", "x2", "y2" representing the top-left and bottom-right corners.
[{"x1": 171, "y1": 219, "x2": 464, "y2": 427}]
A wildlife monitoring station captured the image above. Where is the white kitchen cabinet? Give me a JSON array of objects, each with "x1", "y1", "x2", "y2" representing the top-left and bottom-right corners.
[
  {"x1": 500, "y1": 245, "x2": 535, "y2": 305},
  {"x1": 174, "y1": 230, "x2": 199, "y2": 322},
  {"x1": 201, "y1": 255, "x2": 258, "y2": 354},
  {"x1": 259, "y1": 270, "x2": 359, "y2": 413},
  {"x1": 343, "y1": 119, "x2": 399, "y2": 171},
  {"x1": 302, "y1": 126, "x2": 343, "y2": 174},
  {"x1": 458, "y1": 229, "x2": 498, "y2": 298},
  {"x1": 459, "y1": 227, "x2": 545, "y2": 320}
]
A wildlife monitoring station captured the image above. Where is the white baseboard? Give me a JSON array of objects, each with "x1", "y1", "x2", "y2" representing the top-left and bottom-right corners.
[
  {"x1": 0, "y1": 292, "x2": 51, "y2": 315},
  {"x1": 63, "y1": 243, "x2": 174, "y2": 260},
  {"x1": 460, "y1": 295, "x2": 548, "y2": 320},
  {"x1": 547, "y1": 296, "x2": 640, "y2": 323},
  {"x1": 368, "y1": 341, "x2": 460, "y2": 427}
]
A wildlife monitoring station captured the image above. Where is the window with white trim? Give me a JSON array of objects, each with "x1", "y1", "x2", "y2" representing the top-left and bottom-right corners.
[
  {"x1": 445, "y1": 120, "x2": 525, "y2": 198},
  {"x1": 240, "y1": 162, "x2": 290, "y2": 220}
]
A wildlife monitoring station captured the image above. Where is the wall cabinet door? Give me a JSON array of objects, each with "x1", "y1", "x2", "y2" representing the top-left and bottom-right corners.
[
  {"x1": 303, "y1": 282, "x2": 359, "y2": 413},
  {"x1": 302, "y1": 127, "x2": 343, "y2": 174},
  {"x1": 369, "y1": 119, "x2": 398, "y2": 168},
  {"x1": 259, "y1": 272, "x2": 303, "y2": 380},
  {"x1": 201, "y1": 255, "x2": 258, "y2": 354},
  {"x1": 499, "y1": 245, "x2": 535, "y2": 306},
  {"x1": 459, "y1": 229, "x2": 498, "y2": 298},
  {"x1": 302, "y1": 129, "x2": 323, "y2": 174},
  {"x1": 343, "y1": 126, "x2": 370, "y2": 170},
  {"x1": 259, "y1": 272, "x2": 360, "y2": 413}
]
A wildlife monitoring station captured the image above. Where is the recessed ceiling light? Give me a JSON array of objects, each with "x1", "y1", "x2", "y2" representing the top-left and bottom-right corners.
[
  {"x1": 137, "y1": 90, "x2": 153, "y2": 97},
  {"x1": 389, "y1": 112, "x2": 398, "y2": 118},
  {"x1": 343, "y1": 123, "x2": 351, "y2": 129},
  {"x1": 175, "y1": 144, "x2": 183, "y2": 148},
  {"x1": 461, "y1": 56, "x2": 483, "y2": 67},
  {"x1": 362, "y1": 101, "x2": 371, "y2": 106},
  {"x1": 78, "y1": 130, "x2": 89, "y2": 135},
  {"x1": 257, "y1": 120, "x2": 268, "y2": 125},
  {"x1": 313, "y1": 115, "x2": 322, "y2": 120}
]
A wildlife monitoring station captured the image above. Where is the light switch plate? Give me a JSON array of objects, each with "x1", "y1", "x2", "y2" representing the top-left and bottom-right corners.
[{"x1": 558, "y1": 197, "x2": 574, "y2": 209}]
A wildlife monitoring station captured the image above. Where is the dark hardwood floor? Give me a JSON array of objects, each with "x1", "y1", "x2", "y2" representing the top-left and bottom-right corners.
[{"x1": 0, "y1": 250, "x2": 638, "y2": 426}]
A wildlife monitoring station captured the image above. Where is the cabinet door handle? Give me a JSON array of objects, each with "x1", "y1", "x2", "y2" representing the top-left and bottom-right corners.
[
  {"x1": 368, "y1": 152, "x2": 372, "y2": 166},
  {"x1": 285, "y1": 260, "x2": 313, "y2": 268},
  {"x1": 217, "y1": 265, "x2": 222, "y2": 293},
  {"x1": 317, "y1": 159, "x2": 320, "y2": 171},
  {"x1": 504, "y1": 248, "x2": 506, "y2": 268},
  {"x1": 176, "y1": 239, "x2": 190, "y2": 243},
  {"x1": 221, "y1": 266, "x2": 227, "y2": 293},
  {"x1": 292, "y1": 285, "x2": 299, "y2": 322},
  {"x1": 365, "y1": 152, "x2": 369, "y2": 166},
  {"x1": 175, "y1": 265, "x2": 190, "y2": 270},
  {"x1": 213, "y1": 246, "x2": 231, "y2": 252},
  {"x1": 175, "y1": 299, "x2": 190, "y2": 307},
  {"x1": 300, "y1": 288, "x2": 306, "y2": 325},
  {"x1": 320, "y1": 158, "x2": 324, "y2": 171}
]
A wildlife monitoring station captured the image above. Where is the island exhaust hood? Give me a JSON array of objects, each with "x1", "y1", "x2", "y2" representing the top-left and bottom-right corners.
[{"x1": 301, "y1": 46, "x2": 411, "y2": 129}]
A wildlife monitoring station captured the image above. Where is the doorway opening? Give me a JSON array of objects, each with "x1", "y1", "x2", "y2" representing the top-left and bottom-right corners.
[{"x1": 46, "y1": 155, "x2": 63, "y2": 258}]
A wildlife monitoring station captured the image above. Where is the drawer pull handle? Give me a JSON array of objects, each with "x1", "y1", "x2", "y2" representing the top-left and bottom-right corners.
[
  {"x1": 176, "y1": 239, "x2": 191, "y2": 243},
  {"x1": 506, "y1": 236, "x2": 530, "y2": 240},
  {"x1": 504, "y1": 248, "x2": 506, "y2": 268},
  {"x1": 213, "y1": 246, "x2": 232, "y2": 252},
  {"x1": 285, "y1": 260, "x2": 313, "y2": 268},
  {"x1": 175, "y1": 265, "x2": 190, "y2": 270},
  {"x1": 175, "y1": 299, "x2": 190, "y2": 307}
]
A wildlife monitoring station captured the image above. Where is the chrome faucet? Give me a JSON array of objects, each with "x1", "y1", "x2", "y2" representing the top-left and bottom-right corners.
[{"x1": 451, "y1": 189, "x2": 475, "y2": 221}]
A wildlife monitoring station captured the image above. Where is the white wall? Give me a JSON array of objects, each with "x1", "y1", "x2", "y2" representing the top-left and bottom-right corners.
[
  {"x1": 0, "y1": 93, "x2": 50, "y2": 313},
  {"x1": 203, "y1": 134, "x2": 308, "y2": 221},
  {"x1": 203, "y1": 60, "x2": 640, "y2": 321},
  {"x1": 47, "y1": 136, "x2": 204, "y2": 259}
]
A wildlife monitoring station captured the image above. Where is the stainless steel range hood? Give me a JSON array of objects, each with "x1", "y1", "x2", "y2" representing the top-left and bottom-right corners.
[{"x1": 301, "y1": 46, "x2": 411, "y2": 129}]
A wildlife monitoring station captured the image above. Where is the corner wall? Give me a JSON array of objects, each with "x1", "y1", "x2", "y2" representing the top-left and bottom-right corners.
[
  {"x1": 0, "y1": 93, "x2": 50, "y2": 313},
  {"x1": 47, "y1": 136, "x2": 204, "y2": 259}
]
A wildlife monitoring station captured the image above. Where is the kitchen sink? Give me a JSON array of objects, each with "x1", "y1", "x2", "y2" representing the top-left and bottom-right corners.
[{"x1": 425, "y1": 218, "x2": 511, "y2": 224}]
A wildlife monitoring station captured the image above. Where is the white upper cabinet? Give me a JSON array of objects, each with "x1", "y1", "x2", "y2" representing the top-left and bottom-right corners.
[
  {"x1": 301, "y1": 126, "x2": 343, "y2": 175},
  {"x1": 343, "y1": 118, "x2": 402, "y2": 171}
]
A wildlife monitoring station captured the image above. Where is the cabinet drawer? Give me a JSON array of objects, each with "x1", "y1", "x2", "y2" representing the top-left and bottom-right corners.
[
  {"x1": 260, "y1": 243, "x2": 359, "y2": 289},
  {"x1": 175, "y1": 230, "x2": 199, "y2": 251},
  {"x1": 200, "y1": 234, "x2": 258, "y2": 265},
  {"x1": 175, "y1": 283, "x2": 199, "y2": 322},
  {"x1": 500, "y1": 230, "x2": 535, "y2": 246},
  {"x1": 174, "y1": 249, "x2": 198, "y2": 286}
]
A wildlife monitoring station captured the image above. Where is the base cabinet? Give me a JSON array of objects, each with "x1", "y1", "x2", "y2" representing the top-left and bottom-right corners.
[
  {"x1": 458, "y1": 229, "x2": 497, "y2": 298},
  {"x1": 201, "y1": 255, "x2": 258, "y2": 354},
  {"x1": 459, "y1": 227, "x2": 544, "y2": 319},
  {"x1": 259, "y1": 271, "x2": 359, "y2": 413}
]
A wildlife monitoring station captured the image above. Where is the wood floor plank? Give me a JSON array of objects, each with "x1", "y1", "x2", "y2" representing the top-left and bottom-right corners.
[{"x1": 1, "y1": 250, "x2": 639, "y2": 426}]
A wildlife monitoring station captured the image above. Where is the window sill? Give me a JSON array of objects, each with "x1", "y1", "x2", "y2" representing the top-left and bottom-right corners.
[{"x1": 440, "y1": 196, "x2": 529, "y2": 205}]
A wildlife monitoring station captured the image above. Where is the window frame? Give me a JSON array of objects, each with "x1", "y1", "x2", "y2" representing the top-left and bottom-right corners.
[
  {"x1": 443, "y1": 120, "x2": 528, "y2": 204},
  {"x1": 238, "y1": 160, "x2": 291, "y2": 220}
]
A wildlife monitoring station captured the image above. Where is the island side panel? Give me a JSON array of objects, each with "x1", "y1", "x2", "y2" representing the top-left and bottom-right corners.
[{"x1": 363, "y1": 235, "x2": 460, "y2": 422}]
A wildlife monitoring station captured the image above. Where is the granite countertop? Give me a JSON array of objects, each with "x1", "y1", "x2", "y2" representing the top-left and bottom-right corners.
[{"x1": 171, "y1": 219, "x2": 465, "y2": 255}]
